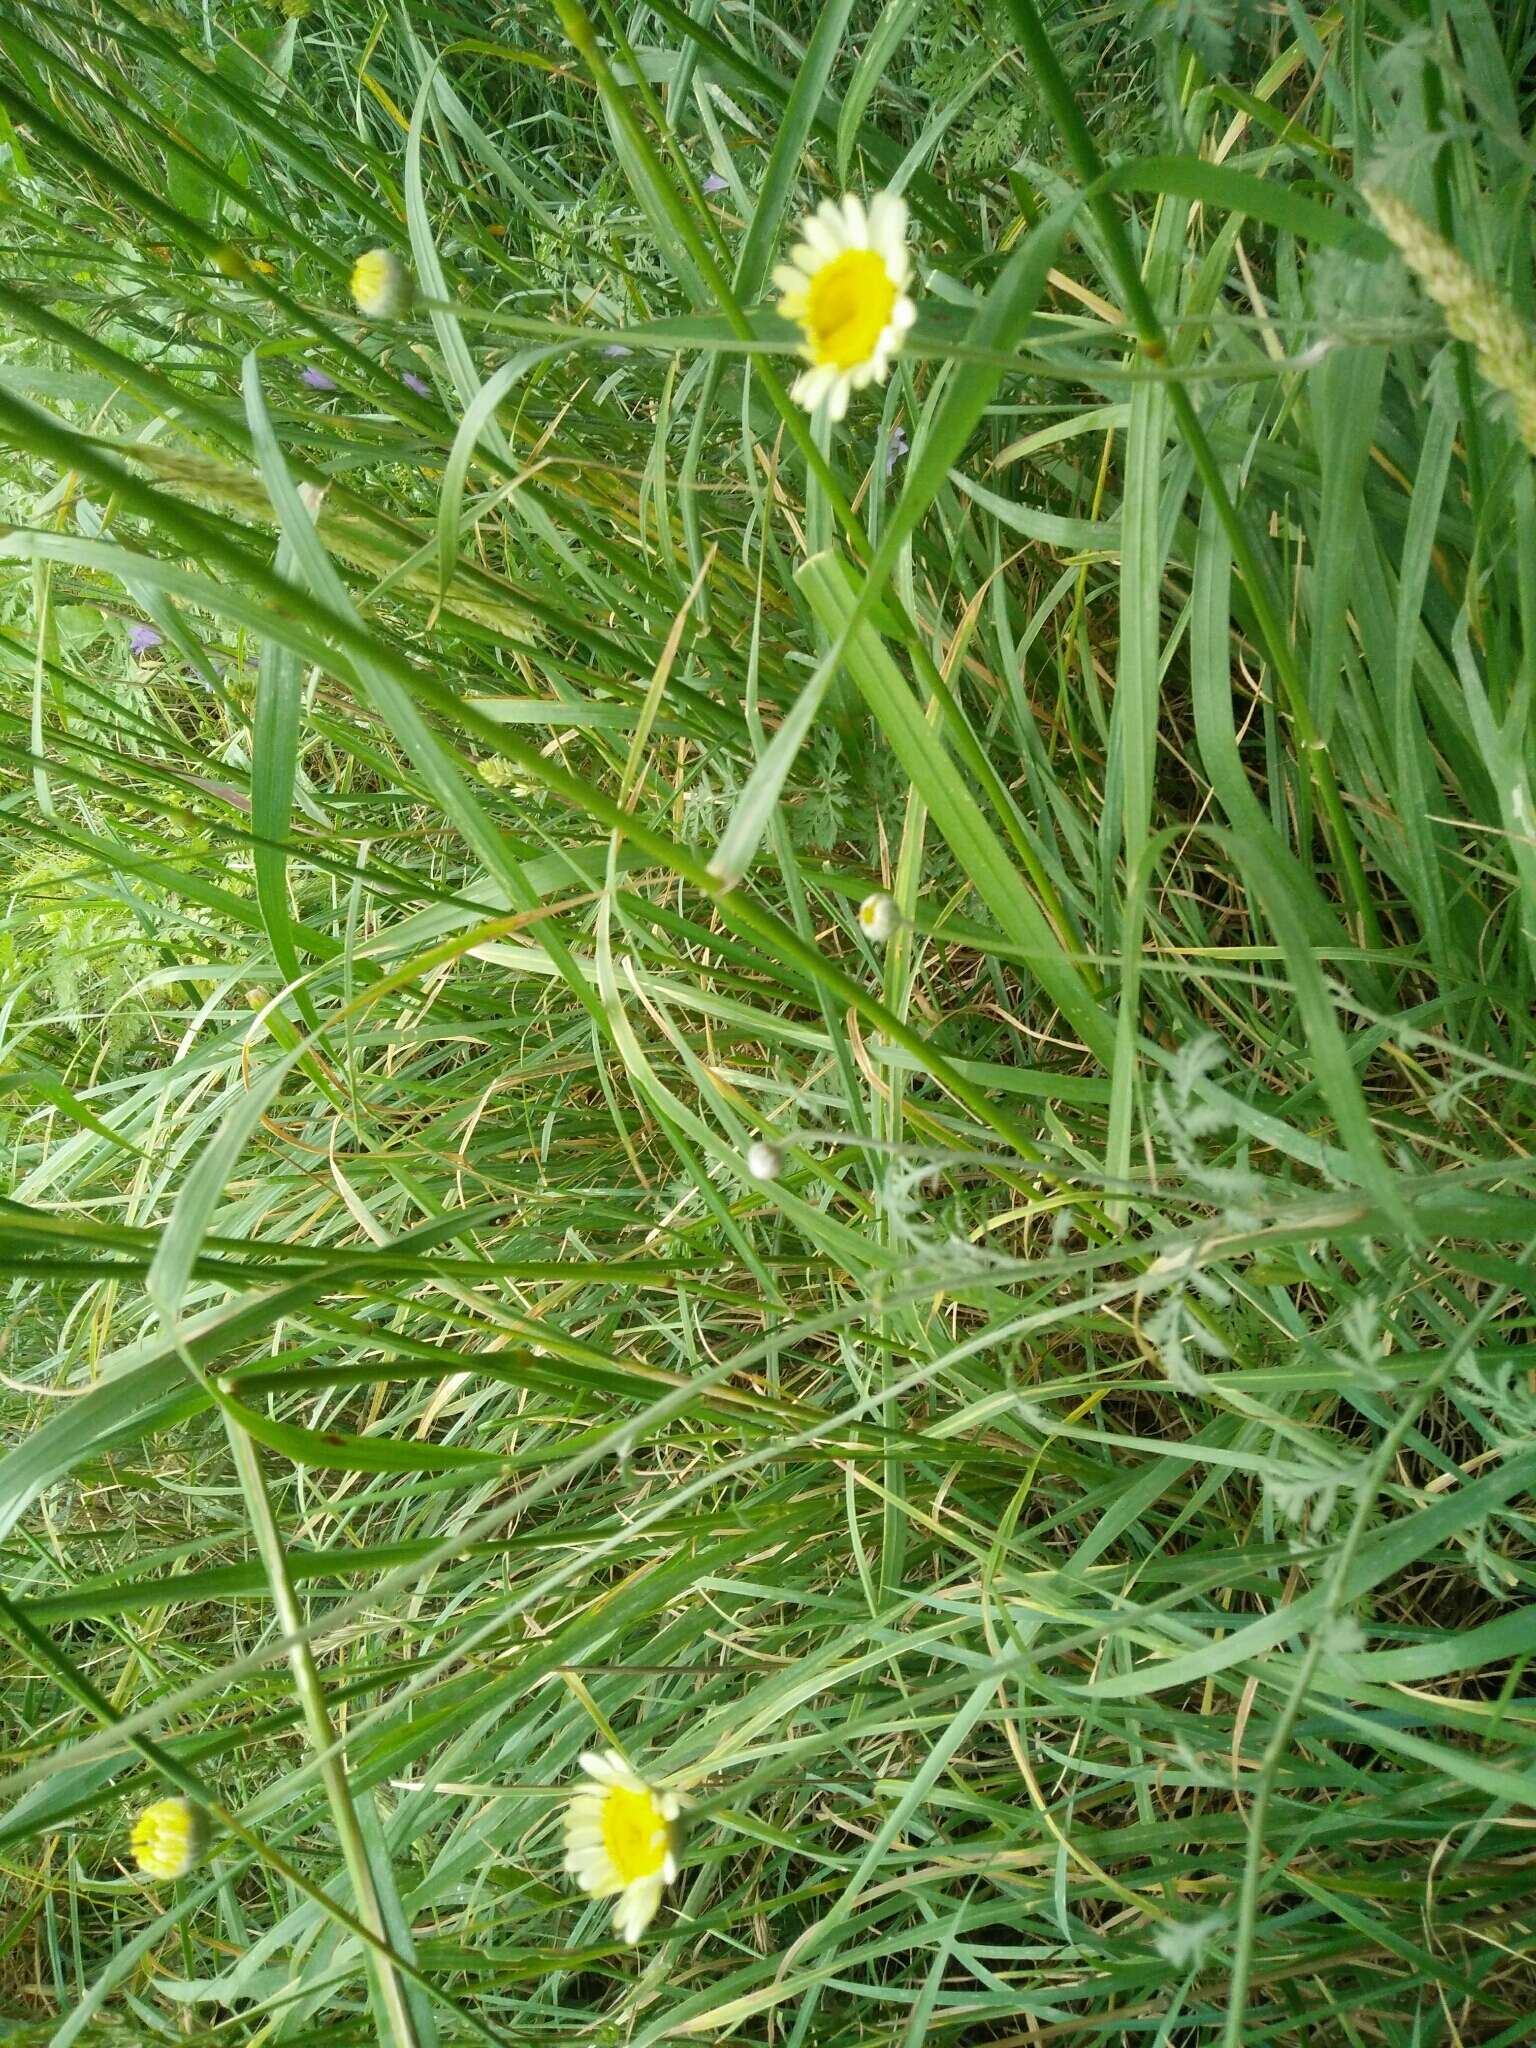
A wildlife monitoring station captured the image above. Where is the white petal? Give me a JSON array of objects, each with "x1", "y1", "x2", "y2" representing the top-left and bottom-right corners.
[
  {"x1": 592, "y1": 1748, "x2": 643, "y2": 1792},
  {"x1": 565, "y1": 1837, "x2": 611, "y2": 1868},
  {"x1": 891, "y1": 296, "x2": 917, "y2": 330},
  {"x1": 814, "y1": 197, "x2": 846, "y2": 242},
  {"x1": 771, "y1": 262, "x2": 808, "y2": 296},
  {"x1": 868, "y1": 189, "x2": 907, "y2": 252},
  {"x1": 791, "y1": 364, "x2": 833, "y2": 411},
  {"x1": 826, "y1": 374, "x2": 853, "y2": 422},
  {"x1": 614, "y1": 1875, "x2": 664, "y2": 1943},
  {"x1": 800, "y1": 212, "x2": 842, "y2": 259},
  {"x1": 579, "y1": 1750, "x2": 618, "y2": 1784},
  {"x1": 840, "y1": 193, "x2": 868, "y2": 243}
]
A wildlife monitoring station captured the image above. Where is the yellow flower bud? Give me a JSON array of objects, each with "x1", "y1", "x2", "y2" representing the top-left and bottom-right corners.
[
  {"x1": 350, "y1": 248, "x2": 414, "y2": 320},
  {"x1": 129, "y1": 1796, "x2": 209, "y2": 1881}
]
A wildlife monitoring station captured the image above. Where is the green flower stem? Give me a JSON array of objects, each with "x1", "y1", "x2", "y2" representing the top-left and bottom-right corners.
[{"x1": 219, "y1": 1416, "x2": 423, "y2": 2048}]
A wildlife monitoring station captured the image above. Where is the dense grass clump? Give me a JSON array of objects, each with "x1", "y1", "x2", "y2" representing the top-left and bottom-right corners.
[{"x1": 1, "y1": 0, "x2": 1534, "y2": 2041}]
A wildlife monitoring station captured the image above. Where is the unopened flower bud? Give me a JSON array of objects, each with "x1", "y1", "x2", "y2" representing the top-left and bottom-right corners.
[
  {"x1": 745, "y1": 1140, "x2": 784, "y2": 1182},
  {"x1": 351, "y1": 248, "x2": 414, "y2": 320}
]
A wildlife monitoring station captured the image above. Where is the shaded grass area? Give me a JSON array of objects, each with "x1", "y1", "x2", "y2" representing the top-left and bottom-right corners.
[{"x1": 1, "y1": 0, "x2": 1534, "y2": 2041}]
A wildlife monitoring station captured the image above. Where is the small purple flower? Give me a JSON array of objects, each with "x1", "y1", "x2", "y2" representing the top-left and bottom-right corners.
[
  {"x1": 885, "y1": 423, "x2": 909, "y2": 476},
  {"x1": 702, "y1": 173, "x2": 727, "y2": 195},
  {"x1": 401, "y1": 370, "x2": 432, "y2": 398},
  {"x1": 300, "y1": 364, "x2": 337, "y2": 391},
  {"x1": 602, "y1": 344, "x2": 632, "y2": 359},
  {"x1": 129, "y1": 624, "x2": 161, "y2": 657}
]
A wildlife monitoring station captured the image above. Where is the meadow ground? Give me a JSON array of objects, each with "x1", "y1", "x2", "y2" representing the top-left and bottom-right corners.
[{"x1": 1, "y1": 1, "x2": 1535, "y2": 2042}]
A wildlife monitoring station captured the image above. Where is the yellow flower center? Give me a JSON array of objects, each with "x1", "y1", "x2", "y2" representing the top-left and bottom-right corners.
[
  {"x1": 803, "y1": 249, "x2": 896, "y2": 370},
  {"x1": 600, "y1": 1784, "x2": 669, "y2": 1885}
]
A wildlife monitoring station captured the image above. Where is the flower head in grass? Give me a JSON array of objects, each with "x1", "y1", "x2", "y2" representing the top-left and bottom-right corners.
[
  {"x1": 351, "y1": 248, "x2": 413, "y2": 320},
  {"x1": 128, "y1": 623, "x2": 161, "y2": 659},
  {"x1": 774, "y1": 191, "x2": 914, "y2": 420},
  {"x1": 563, "y1": 1750, "x2": 681, "y2": 1944},
  {"x1": 300, "y1": 363, "x2": 337, "y2": 392},
  {"x1": 130, "y1": 1797, "x2": 208, "y2": 1881},
  {"x1": 213, "y1": 243, "x2": 274, "y2": 279},
  {"x1": 885, "y1": 422, "x2": 909, "y2": 476},
  {"x1": 858, "y1": 891, "x2": 898, "y2": 943},
  {"x1": 1364, "y1": 184, "x2": 1536, "y2": 454},
  {"x1": 702, "y1": 173, "x2": 727, "y2": 196},
  {"x1": 745, "y1": 1140, "x2": 784, "y2": 1183},
  {"x1": 401, "y1": 369, "x2": 432, "y2": 398}
]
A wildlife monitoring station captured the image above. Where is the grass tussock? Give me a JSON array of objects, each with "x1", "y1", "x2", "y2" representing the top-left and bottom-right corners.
[{"x1": 1, "y1": 0, "x2": 1534, "y2": 2041}]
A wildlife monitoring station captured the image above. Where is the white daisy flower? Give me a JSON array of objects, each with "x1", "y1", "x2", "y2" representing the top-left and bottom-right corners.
[
  {"x1": 773, "y1": 191, "x2": 916, "y2": 420},
  {"x1": 562, "y1": 1749, "x2": 681, "y2": 1945},
  {"x1": 858, "y1": 891, "x2": 898, "y2": 942}
]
